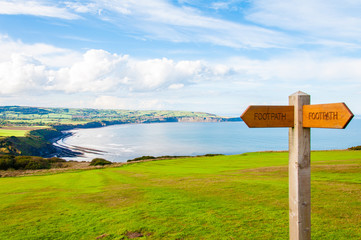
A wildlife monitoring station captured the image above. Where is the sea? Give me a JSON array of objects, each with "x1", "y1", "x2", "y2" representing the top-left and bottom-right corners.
[{"x1": 56, "y1": 119, "x2": 361, "y2": 162}]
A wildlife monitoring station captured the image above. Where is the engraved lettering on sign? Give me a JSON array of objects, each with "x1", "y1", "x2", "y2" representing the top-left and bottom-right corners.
[
  {"x1": 308, "y1": 112, "x2": 338, "y2": 120},
  {"x1": 254, "y1": 113, "x2": 287, "y2": 121}
]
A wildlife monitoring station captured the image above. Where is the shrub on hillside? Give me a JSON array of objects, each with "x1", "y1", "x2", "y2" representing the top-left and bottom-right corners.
[
  {"x1": 0, "y1": 155, "x2": 66, "y2": 170},
  {"x1": 89, "y1": 158, "x2": 112, "y2": 166},
  {"x1": 48, "y1": 157, "x2": 68, "y2": 168},
  {"x1": 25, "y1": 158, "x2": 51, "y2": 170},
  {"x1": 14, "y1": 156, "x2": 51, "y2": 170},
  {"x1": 47, "y1": 157, "x2": 66, "y2": 163},
  {"x1": 127, "y1": 156, "x2": 156, "y2": 162},
  {"x1": 29, "y1": 128, "x2": 63, "y2": 141},
  {"x1": 202, "y1": 154, "x2": 224, "y2": 157},
  {"x1": 348, "y1": 145, "x2": 361, "y2": 150},
  {"x1": 0, "y1": 155, "x2": 15, "y2": 170}
]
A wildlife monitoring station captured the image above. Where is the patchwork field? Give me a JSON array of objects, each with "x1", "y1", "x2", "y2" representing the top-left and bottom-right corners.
[
  {"x1": 0, "y1": 151, "x2": 360, "y2": 239},
  {"x1": 0, "y1": 129, "x2": 29, "y2": 137},
  {"x1": 0, "y1": 106, "x2": 231, "y2": 127},
  {"x1": 0, "y1": 126, "x2": 47, "y2": 137}
]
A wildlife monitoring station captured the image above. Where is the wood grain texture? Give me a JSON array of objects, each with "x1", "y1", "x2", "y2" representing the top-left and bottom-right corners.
[
  {"x1": 289, "y1": 91, "x2": 311, "y2": 240},
  {"x1": 241, "y1": 105, "x2": 294, "y2": 128},
  {"x1": 303, "y1": 103, "x2": 353, "y2": 129}
]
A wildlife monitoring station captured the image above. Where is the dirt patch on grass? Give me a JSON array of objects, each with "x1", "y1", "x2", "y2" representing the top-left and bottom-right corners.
[
  {"x1": 96, "y1": 233, "x2": 109, "y2": 239},
  {"x1": 230, "y1": 162, "x2": 361, "y2": 177},
  {"x1": 311, "y1": 164, "x2": 361, "y2": 173},
  {"x1": 229, "y1": 166, "x2": 288, "y2": 178},
  {"x1": 125, "y1": 231, "x2": 144, "y2": 239}
]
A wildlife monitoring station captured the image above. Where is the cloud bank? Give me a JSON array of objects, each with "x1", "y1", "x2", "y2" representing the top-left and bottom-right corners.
[
  {"x1": 1, "y1": 1, "x2": 361, "y2": 114},
  {"x1": 1, "y1": 36, "x2": 361, "y2": 104}
]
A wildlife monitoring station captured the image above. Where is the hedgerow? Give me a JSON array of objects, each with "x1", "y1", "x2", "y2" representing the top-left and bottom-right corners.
[{"x1": 0, "y1": 155, "x2": 66, "y2": 170}]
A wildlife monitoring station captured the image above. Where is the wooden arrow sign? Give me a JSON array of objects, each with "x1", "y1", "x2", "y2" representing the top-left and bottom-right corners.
[
  {"x1": 241, "y1": 105, "x2": 294, "y2": 128},
  {"x1": 303, "y1": 103, "x2": 354, "y2": 129}
]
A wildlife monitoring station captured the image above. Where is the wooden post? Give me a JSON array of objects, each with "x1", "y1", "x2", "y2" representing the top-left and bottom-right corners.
[{"x1": 289, "y1": 91, "x2": 311, "y2": 240}]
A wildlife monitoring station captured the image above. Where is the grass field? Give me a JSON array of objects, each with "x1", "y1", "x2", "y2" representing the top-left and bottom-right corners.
[
  {"x1": 0, "y1": 126, "x2": 50, "y2": 137},
  {"x1": 0, "y1": 151, "x2": 360, "y2": 239},
  {"x1": 0, "y1": 129, "x2": 29, "y2": 137}
]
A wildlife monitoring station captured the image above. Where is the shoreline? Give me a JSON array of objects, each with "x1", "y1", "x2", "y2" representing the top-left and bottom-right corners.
[
  {"x1": 49, "y1": 120, "x2": 243, "y2": 160},
  {"x1": 47, "y1": 119, "x2": 359, "y2": 162},
  {"x1": 51, "y1": 130, "x2": 107, "y2": 158},
  {"x1": 49, "y1": 131, "x2": 83, "y2": 158}
]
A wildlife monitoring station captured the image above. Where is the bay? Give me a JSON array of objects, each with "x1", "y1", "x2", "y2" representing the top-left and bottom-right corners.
[{"x1": 57, "y1": 119, "x2": 361, "y2": 162}]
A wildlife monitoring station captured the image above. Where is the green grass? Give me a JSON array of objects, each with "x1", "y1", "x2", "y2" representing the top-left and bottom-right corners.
[
  {"x1": 1, "y1": 106, "x2": 225, "y2": 127},
  {"x1": 0, "y1": 129, "x2": 29, "y2": 137},
  {"x1": 0, "y1": 151, "x2": 360, "y2": 239}
]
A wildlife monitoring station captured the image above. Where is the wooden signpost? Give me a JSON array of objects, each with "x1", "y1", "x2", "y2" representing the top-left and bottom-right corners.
[{"x1": 241, "y1": 91, "x2": 354, "y2": 240}]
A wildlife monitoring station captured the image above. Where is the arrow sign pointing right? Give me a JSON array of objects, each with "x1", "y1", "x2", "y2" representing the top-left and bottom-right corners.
[{"x1": 303, "y1": 103, "x2": 354, "y2": 129}]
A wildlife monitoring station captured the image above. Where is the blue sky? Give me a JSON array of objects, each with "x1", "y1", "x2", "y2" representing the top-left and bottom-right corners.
[{"x1": 1, "y1": 0, "x2": 361, "y2": 116}]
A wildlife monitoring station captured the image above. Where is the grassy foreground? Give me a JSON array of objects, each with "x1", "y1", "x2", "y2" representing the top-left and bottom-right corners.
[{"x1": 0, "y1": 151, "x2": 360, "y2": 240}]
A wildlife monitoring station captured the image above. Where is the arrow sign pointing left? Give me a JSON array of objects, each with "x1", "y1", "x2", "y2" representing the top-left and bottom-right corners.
[{"x1": 241, "y1": 105, "x2": 294, "y2": 128}]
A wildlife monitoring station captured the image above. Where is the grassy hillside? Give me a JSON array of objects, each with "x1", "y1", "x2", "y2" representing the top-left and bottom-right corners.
[
  {"x1": 0, "y1": 106, "x2": 236, "y2": 127},
  {"x1": 0, "y1": 128, "x2": 65, "y2": 156},
  {"x1": 0, "y1": 151, "x2": 360, "y2": 239}
]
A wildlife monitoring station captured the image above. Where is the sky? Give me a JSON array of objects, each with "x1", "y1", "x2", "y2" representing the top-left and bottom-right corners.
[{"x1": 1, "y1": 0, "x2": 361, "y2": 116}]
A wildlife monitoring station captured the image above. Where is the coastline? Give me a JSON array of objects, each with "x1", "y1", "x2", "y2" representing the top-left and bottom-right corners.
[
  {"x1": 51, "y1": 130, "x2": 108, "y2": 159},
  {"x1": 49, "y1": 131, "x2": 83, "y2": 158},
  {"x1": 49, "y1": 118, "x2": 242, "y2": 160},
  {"x1": 48, "y1": 119, "x2": 361, "y2": 163},
  {"x1": 0, "y1": 107, "x2": 242, "y2": 159}
]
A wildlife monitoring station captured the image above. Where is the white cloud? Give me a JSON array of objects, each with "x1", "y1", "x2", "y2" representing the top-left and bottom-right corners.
[
  {"x1": 0, "y1": 0, "x2": 80, "y2": 19},
  {"x1": 92, "y1": 96, "x2": 128, "y2": 109},
  {"x1": 126, "y1": 58, "x2": 178, "y2": 90},
  {"x1": 1, "y1": 34, "x2": 361, "y2": 113},
  {"x1": 0, "y1": 34, "x2": 81, "y2": 67},
  {"x1": 1, "y1": 44, "x2": 361, "y2": 99},
  {"x1": 246, "y1": 0, "x2": 361, "y2": 46},
  {"x1": 125, "y1": 58, "x2": 205, "y2": 91},
  {"x1": 169, "y1": 83, "x2": 184, "y2": 90},
  {"x1": 50, "y1": 49, "x2": 129, "y2": 93},
  {"x1": 54, "y1": 0, "x2": 361, "y2": 50},
  {"x1": 0, "y1": 54, "x2": 48, "y2": 94},
  {"x1": 90, "y1": 0, "x2": 289, "y2": 48},
  {"x1": 211, "y1": 2, "x2": 231, "y2": 10},
  {"x1": 3, "y1": 0, "x2": 361, "y2": 50},
  {"x1": 229, "y1": 53, "x2": 361, "y2": 84},
  {"x1": 48, "y1": 52, "x2": 208, "y2": 93},
  {"x1": 64, "y1": 2, "x2": 97, "y2": 14},
  {"x1": 210, "y1": 0, "x2": 243, "y2": 11},
  {"x1": 92, "y1": 96, "x2": 165, "y2": 110},
  {"x1": 76, "y1": 51, "x2": 361, "y2": 114},
  {"x1": 0, "y1": 38, "x2": 211, "y2": 95}
]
